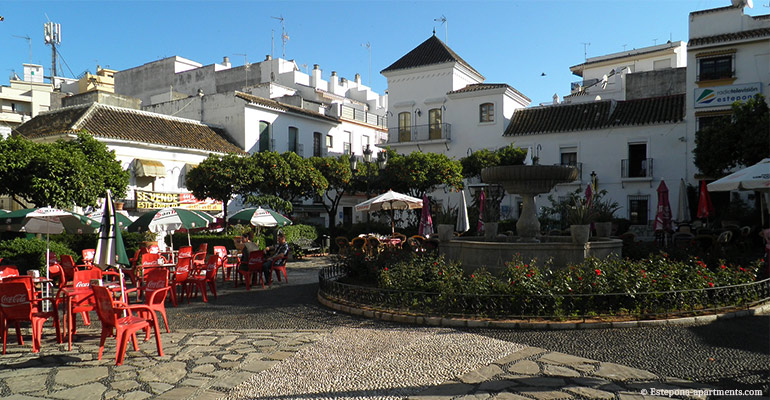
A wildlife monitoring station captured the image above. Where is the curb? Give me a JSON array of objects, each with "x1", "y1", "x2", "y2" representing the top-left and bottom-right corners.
[{"x1": 318, "y1": 293, "x2": 770, "y2": 330}]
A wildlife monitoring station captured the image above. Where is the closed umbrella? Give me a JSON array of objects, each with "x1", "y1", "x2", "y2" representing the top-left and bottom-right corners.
[
  {"x1": 653, "y1": 180, "x2": 673, "y2": 232},
  {"x1": 228, "y1": 207, "x2": 292, "y2": 227},
  {"x1": 697, "y1": 180, "x2": 714, "y2": 220},
  {"x1": 477, "y1": 189, "x2": 486, "y2": 234},
  {"x1": 418, "y1": 194, "x2": 434, "y2": 237},
  {"x1": 456, "y1": 191, "x2": 470, "y2": 233},
  {"x1": 676, "y1": 179, "x2": 691, "y2": 224},
  {"x1": 94, "y1": 190, "x2": 130, "y2": 303},
  {"x1": 355, "y1": 190, "x2": 423, "y2": 235}
]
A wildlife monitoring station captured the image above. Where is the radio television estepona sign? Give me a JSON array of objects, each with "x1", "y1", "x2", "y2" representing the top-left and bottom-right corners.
[
  {"x1": 694, "y1": 82, "x2": 762, "y2": 108},
  {"x1": 136, "y1": 190, "x2": 223, "y2": 211}
]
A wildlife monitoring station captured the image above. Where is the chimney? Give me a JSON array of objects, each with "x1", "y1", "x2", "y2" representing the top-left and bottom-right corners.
[
  {"x1": 355, "y1": 73, "x2": 361, "y2": 85},
  {"x1": 312, "y1": 64, "x2": 322, "y2": 89},
  {"x1": 222, "y1": 56, "x2": 231, "y2": 68},
  {"x1": 329, "y1": 71, "x2": 338, "y2": 92},
  {"x1": 265, "y1": 55, "x2": 272, "y2": 61},
  {"x1": 553, "y1": 93, "x2": 560, "y2": 105}
]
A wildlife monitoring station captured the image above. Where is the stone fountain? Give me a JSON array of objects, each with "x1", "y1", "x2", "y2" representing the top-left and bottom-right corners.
[{"x1": 440, "y1": 165, "x2": 623, "y2": 274}]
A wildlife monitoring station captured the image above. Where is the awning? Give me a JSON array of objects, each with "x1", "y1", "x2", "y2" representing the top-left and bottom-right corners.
[
  {"x1": 134, "y1": 159, "x2": 166, "y2": 178},
  {"x1": 183, "y1": 163, "x2": 198, "y2": 176}
]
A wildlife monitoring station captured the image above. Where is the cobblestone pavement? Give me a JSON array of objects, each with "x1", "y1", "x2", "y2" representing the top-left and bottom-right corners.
[{"x1": 0, "y1": 256, "x2": 767, "y2": 399}]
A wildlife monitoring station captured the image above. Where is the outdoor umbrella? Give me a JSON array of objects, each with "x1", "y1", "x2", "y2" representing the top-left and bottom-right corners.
[
  {"x1": 354, "y1": 190, "x2": 423, "y2": 235},
  {"x1": 94, "y1": 190, "x2": 130, "y2": 303},
  {"x1": 477, "y1": 189, "x2": 486, "y2": 234},
  {"x1": 228, "y1": 207, "x2": 292, "y2": 228},
  {"x1": 697, "y1": 180, "x2": 714, "y2": 220},
  {"x1": 707, "y1": 158, "x2": 770, "y2": 192},
  {"x1": 418, "y1": 194, "x2": 434, "y2": 237},
  {"x1": 88, "y1": 210, "x2": 132, "y2": 230},
  {"x1": 653, "y1": 180, "x2": 673, "y2": 232},
  {"x1": 127, "y1": 207, "x2": 211, "y2": 247},
  {"x1": 456, "y1": 190, "x2": 470, "y2": 233},
  {"x1": 676, "y1": 179, "x2": 691, "y2": 224}
]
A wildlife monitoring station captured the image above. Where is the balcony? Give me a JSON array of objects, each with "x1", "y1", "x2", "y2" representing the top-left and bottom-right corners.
[
  {"x1": 555, "y1": 162, "x2": 582, "y2": 183},
  {"x1": 621, "y1": 158, "x2": 654, "y2": 187},
  {"x1": 339, "y1": 105, "x2": 387, "y2": 128},
  {"x1": 386, "y1": 123, "x2": 451, "y2": 144}
]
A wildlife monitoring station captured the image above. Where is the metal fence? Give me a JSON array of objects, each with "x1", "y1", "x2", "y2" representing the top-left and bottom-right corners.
[{"x1": 319, "y1": 265, "x2": 770, "y2": 321}]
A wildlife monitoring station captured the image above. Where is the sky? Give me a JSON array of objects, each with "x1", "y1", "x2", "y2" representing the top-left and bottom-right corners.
[{"x1": 0, "y1": 0, "x2": 767, "y2": 107}]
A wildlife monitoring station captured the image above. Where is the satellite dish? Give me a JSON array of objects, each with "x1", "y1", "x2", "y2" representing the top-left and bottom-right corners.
[{"x1": 731, "y1": 0, "x2": 753, "y2": 7}]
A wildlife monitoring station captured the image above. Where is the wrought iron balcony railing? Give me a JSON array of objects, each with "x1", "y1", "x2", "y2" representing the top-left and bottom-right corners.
[{"x1": 386, "y1": 123, "x2": 451, "y2": 144}]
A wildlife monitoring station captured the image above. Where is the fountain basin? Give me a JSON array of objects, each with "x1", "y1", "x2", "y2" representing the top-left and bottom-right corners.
[{"x1": 439, "y1": 236, "x2": 623, "y2": 275}]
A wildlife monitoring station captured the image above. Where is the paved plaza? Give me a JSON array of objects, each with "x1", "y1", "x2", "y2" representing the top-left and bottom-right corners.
[{"x1": 0, "y1": 256, "x2": 767, "y2": 399}]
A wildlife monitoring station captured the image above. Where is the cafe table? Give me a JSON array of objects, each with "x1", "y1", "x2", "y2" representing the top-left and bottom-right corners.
[{"x1": 59, "y1": 282, "x2": 122, "y2": 351}]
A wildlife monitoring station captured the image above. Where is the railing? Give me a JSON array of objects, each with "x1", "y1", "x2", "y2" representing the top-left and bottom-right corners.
[
  {"x1": 622, "y1": 158, "x2": 654, "y2": 178},
  {"x1": 319, "y1": 266, "x2": 770, "y2": 321},
  {"x1": 340, "y1": 105, "x2": 387, "y2": 128},
  {"x1": 556, "y1": 162, "x2": 582, "y2": 182},
  {"x1": 386, "y1": 123, "x2": 452, "y2": 144}
]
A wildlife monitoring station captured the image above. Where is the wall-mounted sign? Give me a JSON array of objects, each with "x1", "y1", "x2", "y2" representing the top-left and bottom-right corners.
[
  {"x1": 694, "y1": 82, "x2": 762, "y2": 108},
  {"x1": 136, "y1": 190, "x2": 222, "y2": 211}
]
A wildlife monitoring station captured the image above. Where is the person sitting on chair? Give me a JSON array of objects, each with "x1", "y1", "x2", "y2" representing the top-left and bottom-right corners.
[
  {"x1": 239, "y1": 232, "x2": 259, "y2": 272},
  {"x1": 263, "y1": 231, "x2": 289, "y2": 284}
]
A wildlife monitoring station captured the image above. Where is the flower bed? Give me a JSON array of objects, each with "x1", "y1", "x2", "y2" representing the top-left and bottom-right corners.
[{"x1": 321, "y1": 249, "x2": 768, "y2": 320}]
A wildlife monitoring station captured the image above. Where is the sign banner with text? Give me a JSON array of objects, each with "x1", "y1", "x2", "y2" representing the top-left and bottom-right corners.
[
  {"x1": 136, "y1": 190, "x2": 223, "y2": 211},
  {"x1": 694, "y1": 82, "x2": 762, "y2": 108}
]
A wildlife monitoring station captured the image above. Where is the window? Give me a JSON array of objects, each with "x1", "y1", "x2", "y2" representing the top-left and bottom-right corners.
[
  {"x1": 326, "y1": 134, "x2": 333, "y2": 147},
  {"x1": 560, "y1": 148, "x2": 577, "y2": 166},
  {"x1": 362, "y1": 135, "x2": 370, "y2": 149},
  {"x1": 698, "y1": 55, "x2": 733, "y2": 81},
  {"x1": 313, "y1": 132, "x2": 322, "y2": 157},
  {"x1": 429, "y1": 108, "x2": 442, "y2": 139},
  {"x1": 398, "y1": 112, "x2": 411, "y2": 142},
  {"x1": 625, "y1": 143, "x2": 648, "y2": 178},
  {"x1": 343, "y1": 142, "x2": 351, "y2": 155},
  {"x1": 288, "y1": 126, "x2": 298, "y2": 153},
  {"x1": 258, "y1": 121, "x2": 271, "y2": 152},
  {"x1": 480, "y1": 103, "x2": 494, "y2": 122},
  {"x1": 628, "y1": 195, "x2": 649, "y2": 225}
]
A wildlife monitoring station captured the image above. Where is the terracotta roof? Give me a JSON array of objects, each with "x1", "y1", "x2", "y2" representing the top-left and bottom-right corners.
[
  {"x1": 447, "y1": 83, "x2": 531, "y2": 101},
  {"x1": 381, "y1": 35, "x2": 484, "y2": 78},
  {"x1": 503, "y1": 94, "x2": 685, "y2": 136},
  {"x1": 689, "y1": 27, "x2": 770, "y2": 47},
  {"x1": 234, "y1": 92, "x2": 339, "y2": 123},
  {"x1": 16, "y1": 103, "x2": 245, "y2": 154}
]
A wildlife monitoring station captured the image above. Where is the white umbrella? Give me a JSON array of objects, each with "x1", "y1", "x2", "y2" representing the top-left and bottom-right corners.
[
  {"x1": 355, "y1": 190, "x2": 423, "y2": 235},
  {"x1": 456, "y1": 190, "x2": 470, "y2": 233},
  {"x1": 707, "y1": 158, "x2": 770, "y2": 192},
  {"x1": 676, "y1": 179, "x2": 691, "y2": 224}
]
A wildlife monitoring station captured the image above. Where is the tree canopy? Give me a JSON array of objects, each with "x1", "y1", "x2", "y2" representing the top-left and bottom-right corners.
[
  {"x1": 310, "y1": 155, "x2": 352, "y2": 228},
  {"x1": 694, "y1": 94, "x2": 769, "y2": 178},
  {"x1": 383, "y1": 150, "x2": 463, "y2": 199},
  {"x1": 185, "y1": 153, "x2": 249, "y2": 228},
  {"x1": 0, "y1": 132, "x2": 128, "y2": 208}
]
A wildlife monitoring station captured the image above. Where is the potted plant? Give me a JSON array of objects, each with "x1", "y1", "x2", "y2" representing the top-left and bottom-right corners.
[
  {"x1": 433, "y1": 205, "x2": 457, "y2": 242},
  {"x1": 141, "y1": 230, "x2": 158, "y2": 248},
  {"x1": 566, "y1": 197, "x2": 596, "y2": 244},
  {"x1": 592, "y1": 191, "x2": 620, "y2": 237}
]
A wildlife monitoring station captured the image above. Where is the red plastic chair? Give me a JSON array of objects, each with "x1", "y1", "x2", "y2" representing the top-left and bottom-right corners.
[
  {"x1": 237, "y1": 251, "x2": 265, "y2": 290},
  {"x1": 81, "y1": 249, "x2": 95, "y2": 267},
  {"x1": 0, "y1": 265, "x2": 20, "y2": 281},
  {"x1": 137, "y1": 268, "x2": 171, "y2": 333},
  {"x1": 55, "y1": 268, "x2": 102, "y2": 335},
  {"x1": 168, "y1": 257, "x2": 191, "y2": 307},
  {"x1": 59, "y1": 255, "x2": 78, "y2": 281},
  {"x1": 213, "y1": 246, "x2": 236, "y2": 282},
  {"x1": 185, "y1": 255, "x2": 219, "y2": 302},
  {"x1": 122, "y1": 248, "x2": 147, "y2": 287},
  {"x1": 93, "y1": 285, "x2": 163, "y2": 366},
  {"x1": 269, "y1": 250, "x2": 289, "y2": 287},
  {"x1": 1, "y1": 281, "x2": 61, "y2": 354},
  {"x1": 48, "y1": 264, "x2": 67, "y2": 289},
  {"x1": 196, "y1": 243, "x2": 208, "y2": 255},
  {"x1": 177, "y1": 246, "x2": 193, "y2": 260},
  {"x1": 191, "y1": 251, "x2": 206, "y2": 271}
]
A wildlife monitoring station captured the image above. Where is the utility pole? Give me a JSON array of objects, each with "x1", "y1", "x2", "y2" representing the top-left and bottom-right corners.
[{"x1": 271, "y1": 16, "x2": 289, "y2": 59}]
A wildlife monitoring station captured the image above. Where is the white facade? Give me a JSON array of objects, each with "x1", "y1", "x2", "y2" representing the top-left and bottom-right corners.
[{"x1": 0, "y1": 64, "x2": 52, "y2": 136}]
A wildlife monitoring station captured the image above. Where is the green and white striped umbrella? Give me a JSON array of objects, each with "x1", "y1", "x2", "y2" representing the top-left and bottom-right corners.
[
  {"x1": 88, "y1": 210, "x2": 133, "y2": 230},
  {"x1": 228, "y1": 207, "x2": 292, "y2": 227},
  {"x1": 128, "y1": 207, "x2": 210, "y2": 233}
]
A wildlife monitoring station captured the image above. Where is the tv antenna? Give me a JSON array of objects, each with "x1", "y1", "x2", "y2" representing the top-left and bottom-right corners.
[
  {"x1": 13, "y1": 35, "x2": 32, "y2": 63},
  {"x1": 434, "y1": 15, "x2": 447, "y2": 43},
  {"x1": 581, "y1": 42, "x2": 590, "y2": 61},
  {"x1": 271, "y1": 15, "x2": 289, "y2": 59},
  {"x1": 361, "y1": 41, "x2": 371, "y2": 87}
]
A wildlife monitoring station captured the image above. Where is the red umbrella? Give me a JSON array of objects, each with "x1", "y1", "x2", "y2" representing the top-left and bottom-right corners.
[
  {"x1": 477, "y1": 189, "x2": 486, "y2": 234},
  {"x1": 653, "y1": 180, "x2": 672, "y2": 232},
  {"x1": 418, "y1": 194, "x2": 434, "y2": 237},
  {"x1": 697, "y1": 180, "x2": 714, "y2": 219},
  {"x1": 585, "y1": 184, "x2": 593, "y2": 208}
]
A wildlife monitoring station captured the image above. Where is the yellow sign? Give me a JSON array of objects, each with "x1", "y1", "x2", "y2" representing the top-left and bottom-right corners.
[{"x1": 136, "y1": 190, "x2": 222, "y2": 211}]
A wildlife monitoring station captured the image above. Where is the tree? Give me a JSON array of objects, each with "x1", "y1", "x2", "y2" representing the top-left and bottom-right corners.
[
  {"x1": 186, "y1": 153, "x2": 252, "y2": 230},
  {"x1": 311, "y1": 155, "x2": 352, "y2": 229},
  {"x1": 694, "y1": 94, "x2": 769, "y2": 178},
  {"x1": 383, "y1": 150, "x2": 463, "y2": 199},
  {"x1": 0, "y1": 132, "x2": 128, "y2": 208}
]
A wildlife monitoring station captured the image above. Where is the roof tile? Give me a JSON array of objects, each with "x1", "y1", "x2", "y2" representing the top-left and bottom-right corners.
[{"x1": 381, "y1": 35, "x2": 484, "y2": 79}]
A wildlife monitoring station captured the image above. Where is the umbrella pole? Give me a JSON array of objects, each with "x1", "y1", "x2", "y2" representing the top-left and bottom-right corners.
[
  {"x1": 44, "y1": 216, "x2": 51, "y2": 312},
  {"x1": 187, "y1": 232, "x2": 191, "y2": 247}
]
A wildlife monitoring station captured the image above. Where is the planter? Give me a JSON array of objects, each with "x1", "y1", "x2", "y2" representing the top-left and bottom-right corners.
[
  {"x1": 595, "y1": 222, "x2": 613, "y2": 237},
  {"x1": 570, "y1": 225, "x2": 591, "y2": 245},
  {"x1": 142, "y1": 241, "x2": 158, "y2": 249},
  {"x1": 115, "y1": 202, "x2": 124, "y2": 210},
  {"x1": 437, "y1": 224, "x2": 454, "y2": 242},
  {"x1": 484, "y1": 222, "x2": 499, "y2": 240}
]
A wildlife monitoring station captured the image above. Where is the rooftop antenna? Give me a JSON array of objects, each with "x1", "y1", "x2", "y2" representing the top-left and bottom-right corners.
[
  {"x1": 13, "y1": 35, "x2": 32, "y2": 63},
  {"x1": 361, "y1": 41, "x2": 371, "y2": 87},
  {"x1": 652, "y1": 38, "x2": 658, "y2": 45},
  {"x1": 44, "y1": 20, "x2": 61, "y2": 82},
  {"x1": 271, "y1": 15, "x2": 289, "y2": 59},
  {"x1": 581, "y1": 42, "x2": 590, "y2": 61},
  {"x1": 434, "y1": 15, "x2": 447, "y2": 43}
]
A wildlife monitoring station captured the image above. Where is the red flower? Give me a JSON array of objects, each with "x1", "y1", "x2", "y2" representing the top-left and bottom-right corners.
[
  {"x1": 595, "y1": 269, "x2": 601, "y2": 276},
  {"x1": 384, "y1": 267, "x2": 388, "y2": 271},
  {"x1": 526, "y1": 274, "x2": 531, "y2": 278},
  {"x1": 471, "y1": 274, "x2": 475, "y2": 278},
  {"x1": 720, "y1": 265, "x2": 726, "y2": 269},
  {"x1": 740, "y1": 267, "x2": 745, "y2": 272},
  {"x1": 708, "y1": 282, "x2": 714, "y2": 287},
  {"x1": 577, "y1": 276, "x2": 582, "y2": 280}
]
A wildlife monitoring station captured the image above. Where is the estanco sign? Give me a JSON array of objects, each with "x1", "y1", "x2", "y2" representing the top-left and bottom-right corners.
[{"x1": 694, "y1": 82, "x2": 762, "y2": 108}]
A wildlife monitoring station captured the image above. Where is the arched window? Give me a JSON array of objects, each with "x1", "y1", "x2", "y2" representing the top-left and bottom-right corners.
[
  {"x1": 398, "y1": 112, "x2": 411, "y2": 142},
  {"x1": 480, "y1": 103, "x2": 494, "y2": 122}
]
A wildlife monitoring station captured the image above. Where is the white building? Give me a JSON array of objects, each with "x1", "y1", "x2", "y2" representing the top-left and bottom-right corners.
[{"x1": 0, "y1": 64, "x2": 52, "y2": 138}]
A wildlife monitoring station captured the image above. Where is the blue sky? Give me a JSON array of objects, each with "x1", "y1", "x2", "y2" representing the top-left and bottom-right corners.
[{"x1": 0, "y1": 0, "x2": 765, "y2": 106}]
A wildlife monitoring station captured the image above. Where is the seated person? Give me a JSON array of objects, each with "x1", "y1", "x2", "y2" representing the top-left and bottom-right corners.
[
  {"x1": 239, "y1": 233, "x2": 260, "y2": 271},
  {"x1": 263, "y1": 231, "x2": 289, "y2": 283}
]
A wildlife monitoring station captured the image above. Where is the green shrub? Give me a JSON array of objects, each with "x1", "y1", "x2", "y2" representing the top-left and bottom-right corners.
[
  {"x1": 165, "y1": 233, "x2": 260, "y2": 252},
  {"x1": 0, "y1": 238, "x2": 75, "y2": 274},
  {"x1": 283, "y1": 224, "x2": 318, "y2": 243}
]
